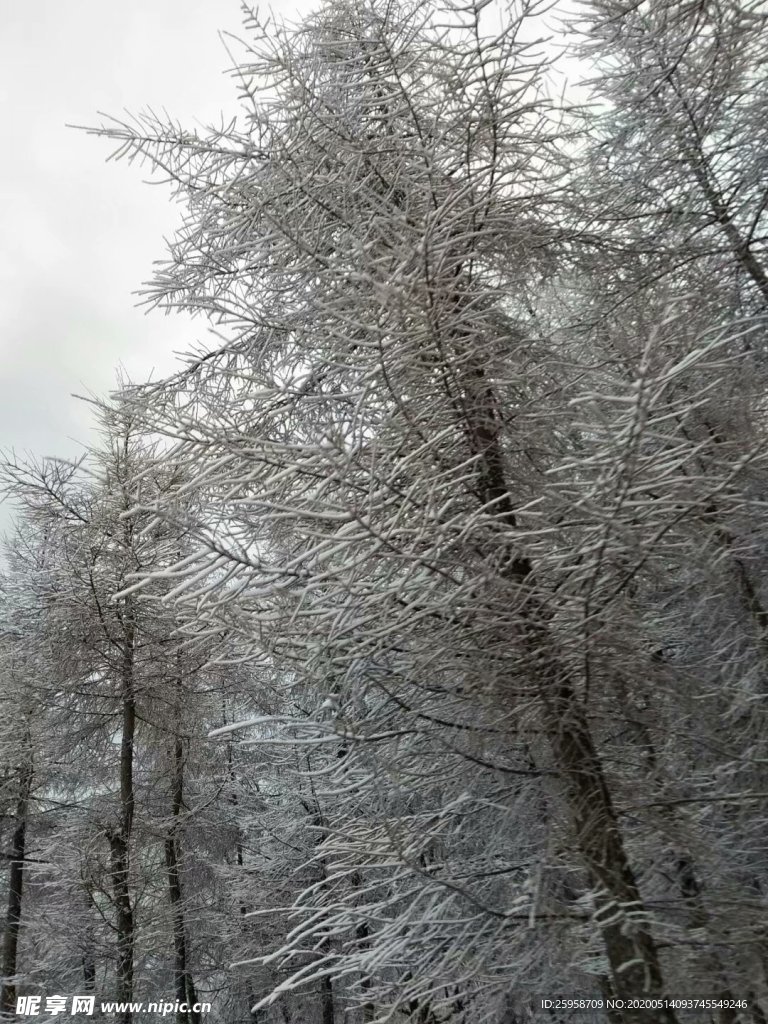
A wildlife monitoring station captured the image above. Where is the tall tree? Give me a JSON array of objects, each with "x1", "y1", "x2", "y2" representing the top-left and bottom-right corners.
[
  {"x1": 87, "y1": 0, "x2": 703, "y2": 1016},
  {"x1": 0, "y1": 0, "x2": 762, "y2": 1021}
]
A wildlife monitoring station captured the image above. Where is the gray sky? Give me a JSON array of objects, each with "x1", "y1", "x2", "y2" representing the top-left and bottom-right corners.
[{"x1": 0, "y1": 0, "x2": 311, "y2": 492}]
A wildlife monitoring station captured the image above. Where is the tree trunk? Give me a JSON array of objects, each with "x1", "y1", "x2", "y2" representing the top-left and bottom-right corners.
[
  {"x1": 108, "y1": 593, "x2": 136, "y2": 1024},
  {"x1": 348, "y1": 870, "x2": 374, "y2": 1023},
  {"x1": 0, "y1": 753, "x2": 33, "y2": 1019},
  {"x1": 83, "y1": 952, "x2": 96, "y2": 993},
  {"x1": 319, "y1": 975, "x2": 334, "y2": 1024},
  {"x1": 541, "y1": 677, "x2": 672, "y2": 1016},
  {"x1": 460, "y1": 356, "x2": 676, "y2": 1022},
  {"x1": 108, "y1": 832, "x2": 134, "y2": 1019},
  {"x1": 82, "y1": 892, "x2": 100, "y2": 1017},
  {"x1": 223, "y1": 709, "x2": 261, "y2": 1024},
  {"x1": 304, "y1": 770, "x2": 334, "y2": 1024},
  {"x1": 165, "y1": 679, "x2": 199, "y2": 1024}
]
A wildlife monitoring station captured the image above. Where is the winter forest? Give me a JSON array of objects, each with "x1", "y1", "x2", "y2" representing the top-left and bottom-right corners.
[{"x1": 1, "y1": 0, "x2": 768, "y2": 1022}]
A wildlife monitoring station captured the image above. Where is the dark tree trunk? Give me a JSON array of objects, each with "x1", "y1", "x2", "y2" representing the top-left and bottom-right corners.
[
  {"x1": 224, "y1": 711, "x2": 257, "y2": 1023},
  {"x1": 303, "y1": 771, "x2": 335, "y2": 1024},
  {"x1": 540, "y1": 677, "x2": 673, "y2": 1018},
  {"x1": 108, "y1": 593, "x2": 136, "y2": 1024},
  {"x1": 108, "y1": 830, "x2": 134, "y2": 1020},
  {"x1": 165, "y1": 817, "x2": 190, "y2": 1024},
  {"x1": 458, "y1": 355, "x2": 676, "y2": 1024},
  {"x1": 165, "y1": 690, "x2": 199, "y2": 1024},
  {"x1": 319, "y1": 975, "x2": 334, "y2": 1024},
  {"x1": 83, "y1": 954, "x2": 96, "y2": 993},
  {"x1": 0, "y1": 754, "x2": 33, "y2": 1019}
]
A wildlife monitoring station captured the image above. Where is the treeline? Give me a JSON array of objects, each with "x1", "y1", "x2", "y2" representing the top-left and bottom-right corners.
[{"x1": 2, "y1": 0, "x2": 768, "y2": 1022}]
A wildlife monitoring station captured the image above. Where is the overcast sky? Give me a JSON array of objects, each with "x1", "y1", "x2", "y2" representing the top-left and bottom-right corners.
[{"x1": 0, "y1": 0, "x2": 314, "y2": 532}]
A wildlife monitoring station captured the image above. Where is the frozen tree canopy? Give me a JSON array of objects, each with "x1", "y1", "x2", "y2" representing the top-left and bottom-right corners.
[{"x1": 2, "y1": 1, "x2": 768, "y2": 1022}]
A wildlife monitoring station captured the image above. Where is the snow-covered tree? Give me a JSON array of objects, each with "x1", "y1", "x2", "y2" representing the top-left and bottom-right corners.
[
  {"x1": 83, "y1": 0, "x2": 768, "y2": 1017},
  {"x1": 1, "y1": 0, "x2": 766, "y2": 1021}
]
